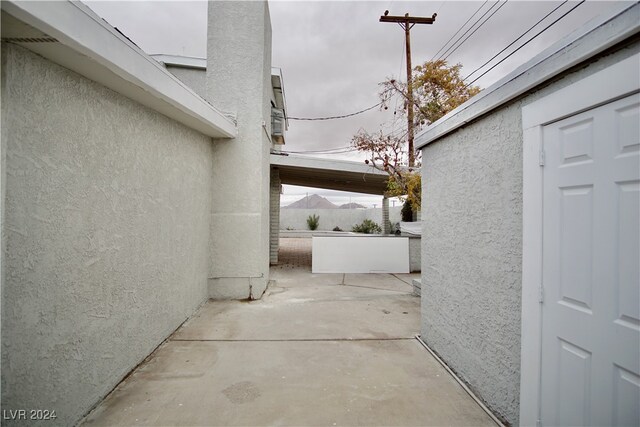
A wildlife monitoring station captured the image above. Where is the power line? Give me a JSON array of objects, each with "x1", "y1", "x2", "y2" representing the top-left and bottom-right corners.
[
  {"x1": 431, "y1": 0, "x2": 488, "y2": 61},
  {"x1": 436, "y1": 2, "x2": 499, "y2": 61},
  {"x1": 287, "y1": 102, "x2": 382, "y2": 121},
  {"x1": 436, "y1": 1, "x2": 500, "y2": 61},
  {"x1": 281, "y1": 151, "x2": 357, "y2": 155},
  {"x1": 284, "y1": 146, "x2": 351, "y2": 153},
  {"x1": 464, "y1": 0, "x2": 568, "y2": 82},
  {"x1": 465, "y1": 0, "x2": 586, "y2": 87},
  {"x1": 280, "y1": 127, "x2": 409, "y2": 156},
  {"x1": 280, "y1": 146, "x2": 358, "y2": 154},
  {"x1": 441, "y1": 0, "x2": 510, "y2": 62}
]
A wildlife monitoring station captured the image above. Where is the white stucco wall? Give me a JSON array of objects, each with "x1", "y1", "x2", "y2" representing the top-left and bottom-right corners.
[
  {"x1": 207, "y1": 1, "x2": 272, "y2": 299},
  {"x1": 421, "y1": 102, "x2": 523, "y2": 425},
  {"x1": 280, "y1": 207, "x2": 402, "y2": 232},
  {"x1": 1, "y1": 44, "x2": 213, "y2": 426},
  {"x1": 420, "y1": 41, "x2": 640, "y2": 426},
  {"x1": 166, "y1": 65, "x2": 207, "y2": 99}
]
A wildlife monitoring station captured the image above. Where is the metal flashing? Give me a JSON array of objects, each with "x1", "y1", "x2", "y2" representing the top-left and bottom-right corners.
[{"x1": 150, "y1": 54, "x2": 207, "y2": 70}]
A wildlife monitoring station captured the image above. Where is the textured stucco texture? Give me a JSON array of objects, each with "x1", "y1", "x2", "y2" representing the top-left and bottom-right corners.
[
  {"x1": 420, "y1": 42, "x2": 640, "y2": 426},
  {"x1": 1, "y1": 44, "x2": 213, "y2": 426},
  {"x1": 421, "y1": 102, "x2": 523, "y2": 425},
  {"x1": 166, "y1": 65, "x2": 207, "y2": 99},
  {"x1": 207, "y1": 1, "x2": 272, "y2": 299}
]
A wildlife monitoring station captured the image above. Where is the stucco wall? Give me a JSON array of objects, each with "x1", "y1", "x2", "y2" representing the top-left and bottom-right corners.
[
  {"x1": 280, "y1": 207, "x2": 402, "y2": 232},
  {"x1": 166, "y1": 65, "x2": 207, "y2": 99},
  {"x1": 207, "y1": 1, "x2": 272, "y2": 299},
  {"x1": 408, "y1": 237, "x2": 421, "y2": 273},
  {"x1": 1, "y1": 44, "x2": 213, "y2": 426},
  {"x1": 421, "y1": 103, "x2": 524, "y2": 425},
  {"x1": 420, "y1": 41, "x2": 640, "y2": 426}
]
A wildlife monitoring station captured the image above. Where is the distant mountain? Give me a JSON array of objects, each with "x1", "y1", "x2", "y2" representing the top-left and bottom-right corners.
[
  {"x1": 283, "y1": 194, "x2": 338, "y2": 209},
  {"x1": 339, "y1": 202, "x2": 366, "y2": 209}
]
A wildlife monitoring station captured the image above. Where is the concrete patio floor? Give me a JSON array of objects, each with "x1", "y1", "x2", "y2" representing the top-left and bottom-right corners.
[{"x1": 81, "y1": 238, "x2": 495, "y2": 426}]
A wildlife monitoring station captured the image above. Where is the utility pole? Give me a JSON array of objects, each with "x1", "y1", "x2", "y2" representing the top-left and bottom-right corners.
[{"x1": 379, "y1": 11, "x2": 436, "y2": 168}]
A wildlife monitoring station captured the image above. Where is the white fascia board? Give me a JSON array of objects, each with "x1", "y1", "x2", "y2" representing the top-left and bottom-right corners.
[
  {"x1": 150, "y1": 54, "x2": 206, "y2": 70},
  {"x1": 2, "y1": 1, "x2": 236, "y2": 139},
  {"x1": 270, "y1": 153, "x2": 387, "y2": 176},
  {"x1": 522, "y1": 53, "x2": 640, "y2": 129},
  {"x1": 416, "y1": 2, "x2": 639, "y2": 149}
]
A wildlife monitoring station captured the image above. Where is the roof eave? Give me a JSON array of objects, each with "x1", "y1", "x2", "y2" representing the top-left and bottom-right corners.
[{"x1": 1, "y1": 0, "x2": 237, "y2": 139}]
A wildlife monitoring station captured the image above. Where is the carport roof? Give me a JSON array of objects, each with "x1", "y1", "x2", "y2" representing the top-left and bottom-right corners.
[{"x1": 270, "y1": 153, "x2": 389, "y2": 195}]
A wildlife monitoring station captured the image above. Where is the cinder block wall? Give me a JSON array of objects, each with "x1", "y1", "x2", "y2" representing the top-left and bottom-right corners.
[
  {"x1": 270, "y1": 169, "x2": 281, "y2": 264},
  {"x1": 1, "y1": 44, "x2": 213, "y2": 426}
]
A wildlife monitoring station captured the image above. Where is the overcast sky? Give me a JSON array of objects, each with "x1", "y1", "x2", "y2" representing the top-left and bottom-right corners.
[{"x1": 85, "y1": 0, "x2": 629, "y2": 207}]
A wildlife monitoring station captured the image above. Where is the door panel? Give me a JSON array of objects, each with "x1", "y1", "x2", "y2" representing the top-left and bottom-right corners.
[{"x1": 540, "y1": 94, "x2": 640, "y2": 426}]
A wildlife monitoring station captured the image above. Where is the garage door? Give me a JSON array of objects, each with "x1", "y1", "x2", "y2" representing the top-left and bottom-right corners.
[{"x1": 540, "y1": 93, "x2": 639, "y2": 426}]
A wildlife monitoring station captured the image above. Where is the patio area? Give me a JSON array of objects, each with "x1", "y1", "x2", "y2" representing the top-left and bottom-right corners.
[
  {"x1": 274, "y1": 236, "x2": 313, "y2": 269},
  {"x1": 81, "y1": 238, "x2": 495, "y2": 426}
]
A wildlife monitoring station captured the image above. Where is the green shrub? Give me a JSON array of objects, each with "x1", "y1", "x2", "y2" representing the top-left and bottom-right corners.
[
  {"x1": 333, "y1": 226, "x2": 343, "y2": 232},
  {"x1": 401, "y1": 200, "x2": 414, "y2": 222},
  {"x1": 307, "y1": 214, "x2": 320, "y2": 230},
  {"x1": 351, "y1": 219, "x2": 382, "y2": 234},
  {"x1": 389, "y1": 221, "x2": 399, "y2": 235}
]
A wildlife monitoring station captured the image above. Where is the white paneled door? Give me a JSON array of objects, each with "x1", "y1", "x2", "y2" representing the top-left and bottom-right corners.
[{"x1": 540, "y1": 94, "x2": 640, "y2": 426}]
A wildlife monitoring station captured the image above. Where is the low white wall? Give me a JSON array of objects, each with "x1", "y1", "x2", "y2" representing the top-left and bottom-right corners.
[
  {"x1": 1, "y1": 44, "x2": 213, "y2": 426},
  {"x1": 278, "y1": 232, "x2": 421, "y2": 272},
  {"x1": 312, "y1": 236, "x2": 410, "y2": 273},
  {"x1": 280, "y1": 207, "x2": 402, "y2": 231}
]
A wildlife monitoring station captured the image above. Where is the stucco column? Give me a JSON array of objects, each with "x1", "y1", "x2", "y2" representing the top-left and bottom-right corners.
[
  {"x1": 269, "y1": 168, "x2": 281, "y2": 265},
  {"x1": 382, "y1": 196, "x2": 390, "y2": 234},
  {"x1": 206, "y1": 1, "x2": 272, "y2": 299}
]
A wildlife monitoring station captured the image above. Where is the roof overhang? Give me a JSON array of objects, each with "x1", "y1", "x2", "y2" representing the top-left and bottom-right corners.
[
  {"x1": 271, "y1": 154, "x2": 389, "y2": 195},
  {"x1": 416, "y1": 2, "x2": 640, "y2": 148},
  {"x1": 1, "y1": 1, "x2": 237, "y2": 139}
]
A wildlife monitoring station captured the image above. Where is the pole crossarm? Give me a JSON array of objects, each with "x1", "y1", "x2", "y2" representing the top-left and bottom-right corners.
[{"x1": 379, "y1": 14, "x2": 437, "y2": 25}]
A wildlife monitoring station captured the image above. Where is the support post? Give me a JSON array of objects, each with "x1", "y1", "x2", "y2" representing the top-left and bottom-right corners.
[
  {"x1": 382, "y1": 196, "x2": 390, "y2": 234},
  {"x1": 269, "y1": 168, "x2": 281, "y2": 265}
]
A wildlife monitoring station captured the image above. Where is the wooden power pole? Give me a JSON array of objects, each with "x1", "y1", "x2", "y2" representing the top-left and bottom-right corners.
[{"x1": 379, "y1": 11, "x2": 436, "y2": 168}]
